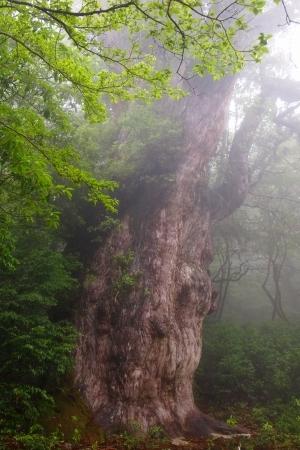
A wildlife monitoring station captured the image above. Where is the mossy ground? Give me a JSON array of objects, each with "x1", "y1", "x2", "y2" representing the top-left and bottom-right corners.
[
  {"x1": 42, "y1": 401, "x2": 300, "y2": 450},
  {"x1": 43, "y1": 386, "x2": 105, "y2": 446},
  {"x1": 23, "y1": 377, "x2": 300, "y2": 450}
]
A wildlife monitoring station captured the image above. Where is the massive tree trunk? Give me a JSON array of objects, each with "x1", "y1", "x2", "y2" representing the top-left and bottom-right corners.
[{"x1": 75, "y1": 76, "x2": 244, "y2": 437}]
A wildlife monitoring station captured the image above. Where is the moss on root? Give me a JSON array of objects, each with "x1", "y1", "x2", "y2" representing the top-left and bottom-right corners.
[{"x1": 43, "y1": 386, "x2": 105, "y2": 444}]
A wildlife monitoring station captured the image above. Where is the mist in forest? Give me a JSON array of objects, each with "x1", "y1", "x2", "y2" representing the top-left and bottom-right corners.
[
  {"x1": 2, "y1": 1, "x2": 300, "y2": 449},
  {"x1": 73, "y1": 19, "x2": 300, "y2": 325},
  {"x1": 208, "y1": 23, "x2": 300, "y2": 323}
]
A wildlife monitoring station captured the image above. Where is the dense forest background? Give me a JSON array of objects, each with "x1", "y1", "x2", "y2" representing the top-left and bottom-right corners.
[{"x1": 1, "y1": 0, "x2": 300, "y2": 449}]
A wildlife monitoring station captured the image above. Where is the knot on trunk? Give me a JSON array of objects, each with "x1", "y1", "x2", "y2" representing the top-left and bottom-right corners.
[
  {"x1": 149, "y1": 314, "x2": 170, "y2": 338},
  {"x1": 176, "y1": 264, "x2": 211, "y2": 311}
]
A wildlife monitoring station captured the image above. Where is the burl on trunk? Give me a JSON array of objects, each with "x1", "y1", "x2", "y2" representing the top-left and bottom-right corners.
[{"x1": 75, "y1": 76, "x2": 254, "y2": 437}]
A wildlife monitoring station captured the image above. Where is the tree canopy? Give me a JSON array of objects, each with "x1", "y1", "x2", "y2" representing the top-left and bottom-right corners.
[{"x1": 0, "y1": 0, "x2": 278, "y2": 269}]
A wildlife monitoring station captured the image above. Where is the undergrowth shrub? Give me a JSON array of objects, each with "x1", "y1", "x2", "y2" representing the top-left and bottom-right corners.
[
  {"x1": 0, "y1": 230, "x2": 77, "y2": 445},
  {"x1": 195, "y1": 322, "x2": 300, "y2": 406},
  {"x1": 195, "y1": 322, "x2": 300, "y2": 448}
]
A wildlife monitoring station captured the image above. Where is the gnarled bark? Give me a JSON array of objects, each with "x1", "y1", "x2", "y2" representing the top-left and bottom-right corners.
[{"x1": 75, "y1": 76, "x2": 248, "y2": 437}]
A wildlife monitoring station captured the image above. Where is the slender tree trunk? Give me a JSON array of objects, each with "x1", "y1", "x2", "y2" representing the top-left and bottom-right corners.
[
  {"x1": 263, "y1": 241, "x2": 288, "y2": 322},
  {"x1": 75, "y1": 77, "x2": 240, "y2": 437},
  {"x1": 215, "y1": 240, "x2": 231, "y2": 320}
]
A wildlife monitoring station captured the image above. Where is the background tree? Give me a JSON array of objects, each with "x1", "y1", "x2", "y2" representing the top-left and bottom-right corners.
[{"x1": 210, "y1": 55, "x2": 300, "y2": 322}]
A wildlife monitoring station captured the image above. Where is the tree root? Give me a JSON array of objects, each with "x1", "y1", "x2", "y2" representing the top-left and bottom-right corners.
[{"x1": 183, "y1": 409, "x2": 249, "y2": 438}]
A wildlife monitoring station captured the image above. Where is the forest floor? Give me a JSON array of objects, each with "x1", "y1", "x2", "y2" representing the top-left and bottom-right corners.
[
  {"x1": 6, "y1": 435, "x2": 300, "y2": 450},
  {"x1": 33, "y1": 391, "x2": 300, "y2": 450},
  {"x1": 53, "y1": 434, "x2": 297, "y2": 450},
  {"x1": 4, "y1": 414, "x2": 300, "y2": 449},
  {"x1": 5, "y1": 381, "x2": 299, "y2": 450}
]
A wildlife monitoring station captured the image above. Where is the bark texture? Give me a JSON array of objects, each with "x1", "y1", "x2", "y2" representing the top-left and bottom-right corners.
[{"x1": 75, "y1": 77, "x2": 241, "y2": 437}]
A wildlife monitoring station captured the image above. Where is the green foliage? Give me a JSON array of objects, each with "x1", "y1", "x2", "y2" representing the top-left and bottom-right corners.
[
  {"x1": 119, "y1": 430, "x2": 144, "y2": 450},
  {"x1": 54, "y1": 102, "x2": 184, "y2": 264},
  {"x1": 226, "y1": 415, "x2": 238, "y2": 427},
  {"x1": 113, "y1": 251, "x2": 135, "y2": 270},
  {"x1": 72, "y1": 103, "x2": 184, "y2": 186},
  {"x1": 0, "y1": 0, "x2": 272, "y2": 270},
  {"x1": 0, "y1": 229, "x2": 77, "y2": 442},
  {"x1": 117, "y1": 423, "x2": 168, "y2": 450},
  {"x1": 231, "y1": 400, "x2": 300, "y2": 449},
  {"x1": 6, "y1": 427, "x2": 63, "y2": 450},
  {"x1": 0, "y1": 386, "x2": 54, "y2": 437},
  {"x1": 114, "y1": 272, "x2": 139, "y2": 292},
  {"x1": 112, "y1": 251, "x2": 140, "y2": 295},
  {"x1": 196, "y1": 323, "x2": 300, "y2": 449},
  {"x1": 98, "y1": 216, "x2": 121, "y2": 233},
  {"x1": 0, "y1": 20, "x2": 118, "y2": 269},
  {"x1": 196, "y1": 323, "x2": 300, "y2": 405}
]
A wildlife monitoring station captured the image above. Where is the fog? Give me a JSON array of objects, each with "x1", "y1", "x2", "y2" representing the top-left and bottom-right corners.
[
  {"x1": 207, "y1": 14, "x2": 300, "y2": 323},
  {"x1": 2, "y1": 1, "x2": 300, "y2": 448}
]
